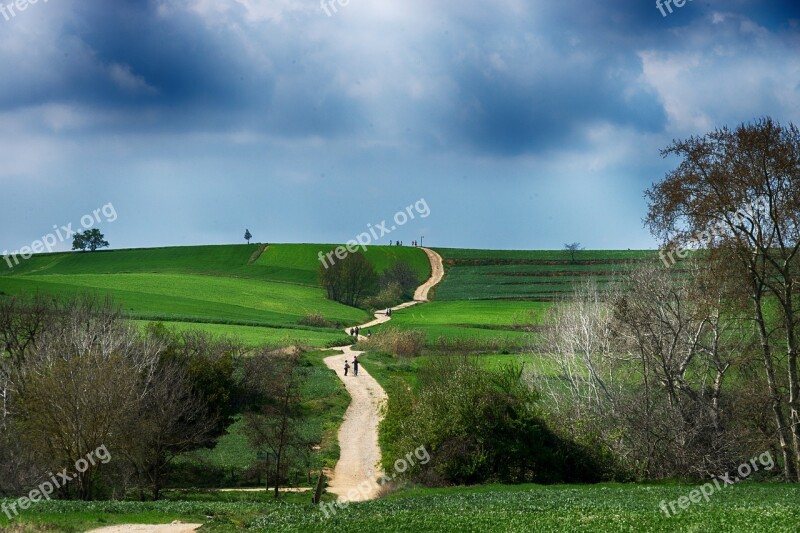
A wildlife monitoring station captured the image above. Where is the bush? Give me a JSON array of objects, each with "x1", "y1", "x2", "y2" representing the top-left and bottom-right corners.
[
  {"x1": 363, "y1": 282, "x2": 404, "y2": 311},
  {"x1": 362, "y1": 327, "x2": 427, "y2": 357},
  {"x1": 298, "y1": 313, "x2": 335, "y2": 328},
  {"x1": 381, "y1": 355, "x2": 605, "y2": 485}
]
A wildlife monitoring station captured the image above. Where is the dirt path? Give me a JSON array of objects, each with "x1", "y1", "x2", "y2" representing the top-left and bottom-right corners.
[
  {"x1": 414, "y1": 248, "x2": 444, "y2": 302},
  {"x1": 87, "y1": 249, "x2": 445, "y2": 530},
  {"x1": 323, "y1": 247, "x2": 444, "y2": 502},
  {"x1": 85, "y1": 522, "x2": 202, "y2": 533}
]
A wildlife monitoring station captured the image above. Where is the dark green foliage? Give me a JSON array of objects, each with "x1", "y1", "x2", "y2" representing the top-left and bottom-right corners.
[
  {"x1": 381, "y1": 356, "x2": 605, "y2": 486},
  {"x1": 379, "y1": 261, "x2": 420, "y2": 299},
  {"x1": 72, "y1": 229, "x2": 109, "y2": 252},
  {"x1": 146, "y1": 324, "x2": 240, "y2": 441},
  {"x1": 319, "y1": 251, "x2": 379, "y2": 307}
]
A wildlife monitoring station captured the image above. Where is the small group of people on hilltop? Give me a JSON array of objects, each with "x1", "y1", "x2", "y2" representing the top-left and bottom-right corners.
[
  {"x1": 349, "y1": 326, "x2": 360, "y2": 336},
  {"x1": 385, "y1": 308, "x2": 393, "y2": 317},
  {"x1": 388, "y1": 240, "x2": 421, "y2": 247},
  {"x1": 343, "y1": 355, "x2": 359, "y2": 377}
]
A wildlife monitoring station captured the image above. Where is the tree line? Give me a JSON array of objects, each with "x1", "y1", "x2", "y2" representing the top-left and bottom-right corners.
[
  {"x1": 534, "y1": 118, "x2": 800, "y2": 482},
  {"x1": 0, "y1": 295, "x2": 312, "y2": 500},
  {"x1": 319, "y1": 252, "x2": 419, "y2": 309}
]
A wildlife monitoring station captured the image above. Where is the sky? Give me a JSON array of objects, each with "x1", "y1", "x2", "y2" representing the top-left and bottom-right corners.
[{"x1": 1, "y1": 0, "x2": 799, "y2": 253}]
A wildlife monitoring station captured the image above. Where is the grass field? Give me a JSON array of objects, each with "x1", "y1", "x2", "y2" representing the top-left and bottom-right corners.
[
  {"x1": 5, "y1": 483, "x2": 798, "y2": 532},
  {"x1": 365, "y1": 248, "x2": 656, "y2": 347},
  {"x1": 433, "y1": 248, "x2": 656, "y2": 301},
  {"x1": 382, "y1": 300, "x2": 547, "y2": 347},
  {"x1": 7, "y1": 244, "x2": 787, "y2": 533},
  {"x1": 0, "y1": 244, "x2": 430, "y2": 347}
]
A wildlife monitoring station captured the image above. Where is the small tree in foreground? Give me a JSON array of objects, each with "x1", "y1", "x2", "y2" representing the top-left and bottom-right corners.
[{"x1": 243, "y1": 351, "x2": 313, "y2": 498}]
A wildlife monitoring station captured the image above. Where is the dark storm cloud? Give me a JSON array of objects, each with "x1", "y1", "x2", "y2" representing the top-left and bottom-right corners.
[
  {"x1": 0, "y1": 0, "x2": 798, "y2": 251},
  {"x1": 0, "y1": 0, "x2": 366, "y2": 137}
]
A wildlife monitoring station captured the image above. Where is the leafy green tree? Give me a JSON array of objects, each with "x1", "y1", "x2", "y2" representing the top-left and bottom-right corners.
[
  {"x1": 379, "y1": 261, "x2": 420, "y2": 298},
  {"x1": 72, "y1": 229, "x2": 109, "y2": 252},
  {"x1": 244, "y1": 229, "x2": 253, "y2": 244},
  {"x1": 72, "y1": 232, "x2": 87, "y2": 251},
  {"x1": 319, "y1": 251, "x2": 378, "y2": 307}
]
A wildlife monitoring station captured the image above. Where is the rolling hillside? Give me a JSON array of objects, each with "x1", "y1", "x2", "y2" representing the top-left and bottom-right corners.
[
  {"x1": 379, "y1": 249, "x2": 657, "y2": 346},
  {"x1": 0, "y1": 244, "x2": 431, "y2": 347},
  {"x1": 433, "y1": 248, "x2": 657, "y2": 301}
]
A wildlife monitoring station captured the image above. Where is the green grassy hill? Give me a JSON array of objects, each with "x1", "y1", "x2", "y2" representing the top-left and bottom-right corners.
[
  {"x1": 376, "y1": 249, "x2": 657, "y2": 347},
  {"x1": 0, "y1": 244, "x2": 430, "y2": 347},
  {"x1": 433, "y1": 248, "x2": 656, "y2": 301}
]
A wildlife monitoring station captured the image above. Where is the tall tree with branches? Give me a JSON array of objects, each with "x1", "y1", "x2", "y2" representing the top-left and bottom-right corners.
[{"x1": 645, "y1": 117, "x2": 800, "y2": 481}]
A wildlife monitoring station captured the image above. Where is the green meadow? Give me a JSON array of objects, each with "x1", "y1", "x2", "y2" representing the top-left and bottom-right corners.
[
  {"x1": 0, "y1": 244, "x2": 429, "y2": 348},
  {"x1": 4, "y1": 483, "x2": 798, "y2": 532},
  {"x1": 2, "y1": 244, "x2": 792, "y2": 533},
  {"x1": 432, "y1": 248, "x2": 655, "y2": 301}
]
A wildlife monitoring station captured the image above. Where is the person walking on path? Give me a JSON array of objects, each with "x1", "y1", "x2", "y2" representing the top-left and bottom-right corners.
[
  {"x1": 353, "y1": 356, "x2": 359, "y2": 377},
  {"x1": 344, "y1": 359, "x2": 350, "y2": 376}
]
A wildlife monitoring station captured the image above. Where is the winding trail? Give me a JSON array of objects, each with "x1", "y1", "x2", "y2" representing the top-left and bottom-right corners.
[
  {"x1": 85, "y1": 249, "x2": 444, "y2": 532},
  {"x1": 323, "y1": 247, "x2": 444, "y2": 502}
]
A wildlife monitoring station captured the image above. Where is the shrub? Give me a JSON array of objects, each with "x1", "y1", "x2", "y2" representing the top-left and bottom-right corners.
[
  {"x1": 298, "y1": 312, "x2": 335, "y2": 328},
  {"x1": 381, "y1": 355, "x2": 605, "y2": 485},
  {"x1": 363, "y1": 281, "x2": 404, "y2": 311},
  {"x1": 363, "y1": 327, "x2": 427, "y2": 357}
]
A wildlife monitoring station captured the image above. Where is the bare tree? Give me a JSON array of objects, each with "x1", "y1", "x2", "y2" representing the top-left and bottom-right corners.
[
  {"x1": 563, "y1": 242, "x2": 584, "y2": 264},
  {"x1": 611, "y1": 261, "x2": 745, "y2": 477},
  {"x1": 123, "y1": 360, "x2": 218, "y2": 500},
  {"x1": 535, "y1": 262, "x2": 750, "y2": 479},
  {"x1": 534, "y1": 280, "x2": 618, "y2": 422},
  {"x1": 243, "y1": 350, "x2": 312, "y2": 498},
  {"x1": 14, "y1": 296, "x2": 160, "y2": 500},
  {"x1": 645, "y1": 117, "x2": 800, "y2": 481}
]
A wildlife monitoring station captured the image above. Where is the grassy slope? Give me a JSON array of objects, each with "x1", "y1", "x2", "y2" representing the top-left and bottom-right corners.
[
  {"x1": 6, "y1": 483, "x2": 799, "y2": 532},
  {"x1": 0, "y1": 244, "x2": 430, "y2": 347},
  {"x1": 433, "y1": 248, "x2": 656, "y2": 301},
  {"x1": 368, "y1": 249, "x2": 655, "y2": 345},
  {"x1": 386, "y1": 300, "x2": 547, "y2": 345}
]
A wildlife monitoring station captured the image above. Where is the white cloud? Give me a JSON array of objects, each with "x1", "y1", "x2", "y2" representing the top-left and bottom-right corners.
[{"x1": 108, "y1": 64, "x2": 159, "y2": 96}]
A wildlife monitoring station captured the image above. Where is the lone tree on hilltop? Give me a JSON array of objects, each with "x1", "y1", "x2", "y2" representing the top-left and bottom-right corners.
[
  {"x1": 72, "y1": 229, "x2": 109, "y2": 252},
  {"x1": 564, "y1": 242, "x2": 584, "y2": 264},
  {"x1": 244, "y1": 229, "x2": 253, "y2": 245}
]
